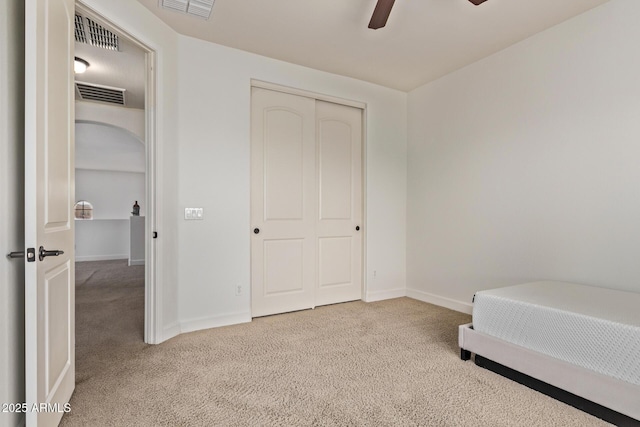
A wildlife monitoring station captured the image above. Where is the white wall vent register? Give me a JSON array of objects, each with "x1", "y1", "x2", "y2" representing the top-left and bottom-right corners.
[
  {"x1": 74, "y1": 14, "x2": 120, "y2": 51},
  {"x1": 76, "y1": 82, "x2": 126, "y2": 106},
  {"x1": 161, "y1": 0, "x2": 215, "y2": 20}
]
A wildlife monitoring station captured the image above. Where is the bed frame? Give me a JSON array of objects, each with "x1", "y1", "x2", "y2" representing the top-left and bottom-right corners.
[{"x1": 459, "y1": 323, "x2": 640, "y2": 426}]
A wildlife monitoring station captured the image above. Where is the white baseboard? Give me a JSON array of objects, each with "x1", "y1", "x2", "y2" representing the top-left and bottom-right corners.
[
  {"x1": 364, "y1": 287, "x2": 406, "y2": 302},
  {"x1": 406, "y1": 288, "x2": 473, "y2": 314},
  {"x1": 180, "y1": 311, "x2": 252, "y2": 334},
  {"x1": 76, "y1": 254, "x2": 128, "y2": 262},
  {"x1": 161, "y1": 322, "x2": 181, "y2": 343},
  {"x1": 128, "y1": 259, "x2": 145, "y2": 266}
]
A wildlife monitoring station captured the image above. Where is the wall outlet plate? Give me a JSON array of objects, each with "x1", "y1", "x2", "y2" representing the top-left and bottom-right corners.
[{"x1": 184, "y1": 207, "x2": 204, "y2": 220}]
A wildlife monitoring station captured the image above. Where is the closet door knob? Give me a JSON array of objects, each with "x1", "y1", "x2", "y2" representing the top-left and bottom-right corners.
[
  {"x1": 254, "y1": 228, "x2": 260, "y2": 234},
  {"x1": 355, "y1": 226, "x2": 360, "y2": 231}
]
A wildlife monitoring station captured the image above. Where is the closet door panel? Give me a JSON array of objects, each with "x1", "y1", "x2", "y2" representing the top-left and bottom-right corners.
[
  {"x1": 251, "y1": 88, "x2": 316, "y2": 317},
  {"x1": 315, "y1": 101, "x2": 363, "y2": 306}
]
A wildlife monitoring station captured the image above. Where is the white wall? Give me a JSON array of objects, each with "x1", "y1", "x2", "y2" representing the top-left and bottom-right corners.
[
  {"x1": 76, "y1": 101, "x2": 145, "y2": 141},
  {"x1": 75, "y1": 169, "x2": 145, "y2": 261},
  {"x1": 407, "y1": 0, "x2": 640, "y2": 313},
  {"x1": 176, "y1": 36, "x2": 407, "y2": 332},
  {"x1": 76, "y1": 169, "x2": 146, "y2": 219},
  {"x1": 75, "y1": 104, "x2": 146, "y2": 262},
  {"x1": 0, "y1": 1, "x2": 24, "y2": 426},
  {"x1": 80, "y1": 0, "x2": 181, "y2": 342},
  {"x1": 76, "y1": 120, "x2": 145, "y2": 173},
  {"x1": 75, "y1": 220, "x2": 129, "y2": 261}
]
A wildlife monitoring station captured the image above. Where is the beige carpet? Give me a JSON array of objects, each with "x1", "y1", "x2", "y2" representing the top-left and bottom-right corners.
[{"x1": 62, "y1": 261, "x2": 610, "y2": 426}]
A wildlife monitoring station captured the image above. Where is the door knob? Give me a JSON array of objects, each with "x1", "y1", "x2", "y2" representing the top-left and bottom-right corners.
[
  {"x1": 38, "y1": 246, "x2": 64, "y2": 261},
  {"x1": 253, "y1": 228, "x2": 260, "y2": 234},
  {"x1": 355, "y1": 226, "x2": 360, "y2": 231}
]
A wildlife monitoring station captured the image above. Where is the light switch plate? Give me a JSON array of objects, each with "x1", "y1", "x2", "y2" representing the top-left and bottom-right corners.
[{"x1": 184, "y1": 207, "x2": 204, "y2": 220}]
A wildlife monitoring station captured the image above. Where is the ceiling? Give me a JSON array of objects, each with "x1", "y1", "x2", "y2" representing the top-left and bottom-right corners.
[
  {"x1": 74, "y1": 13, "x2": 146, "y2": 109},
  {"x1": 135, "y1": 0, "x2": 609, "y2": 92}
]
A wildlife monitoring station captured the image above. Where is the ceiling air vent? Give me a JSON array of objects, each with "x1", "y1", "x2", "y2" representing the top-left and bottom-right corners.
[
  {"x1": 76, "y1": 82, "x2": 126, "y2": 106},
  {"x1": 161, "y1": 0, "x2": 215, "y2": 20},
  {"x1": 86, "y1": 17, "x2": 119, "y2": 50},
  {"x1": 74, "y1": 14, "x2": 119, "y2": 51},
  {"x1": 74, "y1": 14, "x2": 87, "y2": 44}
]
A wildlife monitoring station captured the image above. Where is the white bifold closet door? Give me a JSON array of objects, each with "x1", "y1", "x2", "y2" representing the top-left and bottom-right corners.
[{"x1": 251, "y1": 87, "x2": 362, "y2": 317}]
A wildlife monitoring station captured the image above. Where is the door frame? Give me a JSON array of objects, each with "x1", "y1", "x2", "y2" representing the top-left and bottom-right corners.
[
  {"x1": 75, "y1": 2, "x2": 161, "y2": 344},
  {"x1": 249, "y1": 79, "x2": 369, "y2": 311}
]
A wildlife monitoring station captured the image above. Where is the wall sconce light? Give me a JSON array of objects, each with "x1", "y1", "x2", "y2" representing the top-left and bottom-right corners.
[{"x1": 74, "y1": 57, "x2": 90, "y2": 74}]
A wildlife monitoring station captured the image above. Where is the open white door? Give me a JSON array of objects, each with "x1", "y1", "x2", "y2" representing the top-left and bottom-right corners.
[{"x1": 25, "y1": 0, "x2": 75, "y2": 425}]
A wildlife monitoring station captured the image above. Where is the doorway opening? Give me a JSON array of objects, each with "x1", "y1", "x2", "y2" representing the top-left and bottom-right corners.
[{"x1": 73, "y1": 3, "x2": 158, "y2": 347}]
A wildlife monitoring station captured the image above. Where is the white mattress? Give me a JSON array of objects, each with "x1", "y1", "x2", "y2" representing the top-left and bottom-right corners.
[{"x1": 472, "y1": 281, "x2": 640, "y2": 386}]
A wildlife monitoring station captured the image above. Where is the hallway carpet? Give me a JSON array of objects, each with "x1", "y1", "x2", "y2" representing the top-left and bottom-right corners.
[
  {"x1": 73, "y1": 259, "x2": 146, "y2": 387},
  {"x1": 62, "y1": 263, "x2": 609, "y2": 426}
]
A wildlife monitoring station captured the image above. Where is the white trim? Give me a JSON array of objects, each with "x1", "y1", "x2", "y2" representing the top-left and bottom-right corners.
[
  {"x1": 74, "y1": 218, "x2": 130, "y2": 221},
  {"x1": 361, "y1": 106, "x2": 368, "y2": 304},
  {"x1": 162, "y1": 322, "x2": 180, "y2": 342},
  {"x1": 180, "y1": 312, "x2": 252, "y2": 334},
  {"x1": 75, "y1": 254, "x2": 128, "y2": 262},
  {"x1": 75, "y1": 168, "x2": 145, "y2": 173},
  {"x1": 23, "y1": 1, "x2": 38, "y2": 419},
  {"x1": 251, "y1": 79, "x2": 366, "y2": 110},
  {"x1": 145, "y1": 48, "x2": 160, "y2": 344},
  {"x1": 364, "y1": 287, "x2": 406, "y2": 302},
  {"x1": 128, "y1": 259, "x2": 145, "y2": 266},
  {"x1": 407, "y1": 288, "x2": 473, "y2": 314}
]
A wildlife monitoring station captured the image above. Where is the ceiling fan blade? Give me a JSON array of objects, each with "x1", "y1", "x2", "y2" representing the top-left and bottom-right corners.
[
  {"x1": 469, "y1": 0, "x2": 488, "y2": 5},
  {"x1": 368, "y1": 0, "x2": 396, "y2": 30}
]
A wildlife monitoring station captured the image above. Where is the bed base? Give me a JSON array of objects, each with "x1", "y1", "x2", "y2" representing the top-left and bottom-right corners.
[
  {"x1": 474, "y1": 355, "x2": 638, "y2": 426},
  {"x1": 458, "y1": 323, "x2": 640, "y2": 426}
]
